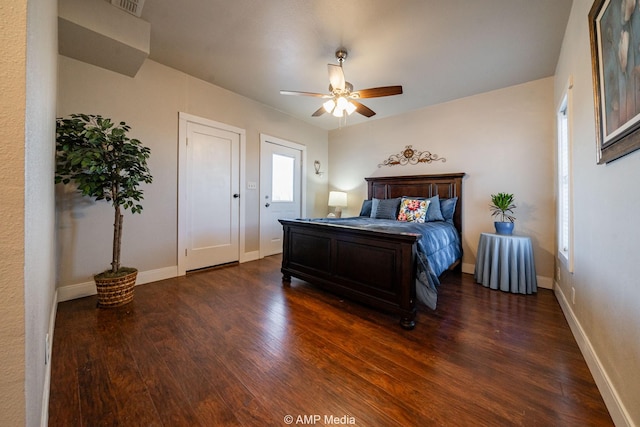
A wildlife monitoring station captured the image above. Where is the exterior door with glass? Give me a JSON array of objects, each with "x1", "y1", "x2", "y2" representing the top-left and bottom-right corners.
[{"x1": 259, "y1": 135, "x2": 304, "y2": 257}]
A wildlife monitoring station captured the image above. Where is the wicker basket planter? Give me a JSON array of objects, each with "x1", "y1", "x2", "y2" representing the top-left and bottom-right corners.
[{"x1": 94, "y1": 268, "x2": 138, "y2": 308}]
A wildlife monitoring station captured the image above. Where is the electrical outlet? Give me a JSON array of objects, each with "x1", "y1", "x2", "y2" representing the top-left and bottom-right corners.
[{"x1": 571, "y1": 287, "x2": 576, "y2": 305}]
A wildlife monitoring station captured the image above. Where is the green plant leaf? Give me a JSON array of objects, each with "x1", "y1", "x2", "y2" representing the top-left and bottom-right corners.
[{"x1": 489, "y1": 192, "x2": 516, "y2": 222}]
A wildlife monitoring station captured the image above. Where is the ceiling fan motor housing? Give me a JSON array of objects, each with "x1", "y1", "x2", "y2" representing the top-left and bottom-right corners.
[
  {"x1": 335, "y1": 49, "x2": 348, "y2": 63},
  {"x1": 329, "y1": 81, "x2": 353, "y2": 95}
]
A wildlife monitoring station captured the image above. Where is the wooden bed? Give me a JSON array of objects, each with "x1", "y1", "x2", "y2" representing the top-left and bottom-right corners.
[{"x1": 279, "y1": 173, "x2": 465, "y2": 329}]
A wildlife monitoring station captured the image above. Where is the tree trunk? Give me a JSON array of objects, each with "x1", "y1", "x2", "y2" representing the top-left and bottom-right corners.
[{"x1": 112, "y1": 205, "x2": 123, "y2": 273}]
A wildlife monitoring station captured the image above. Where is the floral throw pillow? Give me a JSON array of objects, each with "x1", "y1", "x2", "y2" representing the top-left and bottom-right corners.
[{"x1": 397, "y1": 198, "x2": 430, "y2": 223}]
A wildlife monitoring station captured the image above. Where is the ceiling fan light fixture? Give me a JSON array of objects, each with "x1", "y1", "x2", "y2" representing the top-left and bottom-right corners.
[
  {"x1": 336, "y1": 96, "x2": 348, "y2": 110},
  {"x1": 345, "y1": 101, "x2": 357, "y2": 115},
  {"x1": 323, "y1": 99, "x2": 336, "y2": 113},
  {"x1": 332, "y1": 106, "x2": 345, "y2": 117}
]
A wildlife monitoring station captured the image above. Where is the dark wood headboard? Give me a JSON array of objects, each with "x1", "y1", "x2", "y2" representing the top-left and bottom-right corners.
[{"x1": 365, "y1": 173, "x2": 465, "y2": 235}]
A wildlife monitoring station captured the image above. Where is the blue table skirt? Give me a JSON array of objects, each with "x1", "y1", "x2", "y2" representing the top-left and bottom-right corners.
[{"x1": 474, "y1": 232, "x2": 537, "y2": 294}]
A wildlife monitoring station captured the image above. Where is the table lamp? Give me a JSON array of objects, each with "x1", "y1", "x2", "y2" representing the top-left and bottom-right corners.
[{"x1": 328, "y1": 191, "x2": 347, "y2": 218}]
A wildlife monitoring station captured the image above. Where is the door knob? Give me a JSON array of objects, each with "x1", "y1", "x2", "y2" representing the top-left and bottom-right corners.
[
  {"x1": 233, "y1": 193, "x2": 240, "y2": 198},
  {"x1": 265, "y1": 203, "x2": 270, "y2": 207}
]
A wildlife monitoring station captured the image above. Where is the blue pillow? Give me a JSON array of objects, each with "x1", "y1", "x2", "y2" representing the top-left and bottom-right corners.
[
  {"x1": 371, "y1": 197, "x2": 401, "y2": 219},
  {"x1": 425, "y1": 195, "x2": 445, "y2": 221},
  {"x1": 359, "y1": 199, "x2": 372, "y2": 217},
  {"x1": 440, "y1": 197, "x2": 458, "y2": 224},
  {"x1": 440, "y1": 197, "x2": 458, "y2": 222},
  {"x1": 370, "y1": 198, "x2": 379, "y2": 217}
]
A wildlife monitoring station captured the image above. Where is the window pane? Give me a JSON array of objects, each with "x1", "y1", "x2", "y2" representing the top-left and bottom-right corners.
[
  {"x1": 558, "y1": 97, "x2": 571, "y2": 262},
  {"x1": 560, "y1": 113, "x2": 569, "y2": 252},
  {"x1": 272, "y1": 153, "x2": 294, "y2": 202}
]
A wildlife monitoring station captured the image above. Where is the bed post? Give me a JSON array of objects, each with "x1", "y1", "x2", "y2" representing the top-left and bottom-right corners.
[{"x1": 281, "y1": 222, "x2": 292, "y2": 287}]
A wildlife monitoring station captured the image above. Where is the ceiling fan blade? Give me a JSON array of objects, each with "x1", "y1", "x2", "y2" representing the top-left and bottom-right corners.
[
  {"x1": 351, "y1": 85, "x2": 403, "y2": 99},
  {"x1": 280, "y1": 90, "x2": 330, "y2": 98},
  {"x1": 311, "y1": 106, "x2": 327, "y2": 117},
  {"x1": 351, "y1": 100, "x2": 376, "y2": 117},
  {"x1": 328, "y1": 64, "x2": 345, "y2": 91}
]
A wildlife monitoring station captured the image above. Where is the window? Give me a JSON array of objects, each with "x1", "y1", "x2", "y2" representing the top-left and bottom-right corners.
[
  {"x1": 557, "y1": 82, "x2": 573, "y2": 272},
  {"x1": 271, "y1": 153, "x2": 294, "y2": 202}
]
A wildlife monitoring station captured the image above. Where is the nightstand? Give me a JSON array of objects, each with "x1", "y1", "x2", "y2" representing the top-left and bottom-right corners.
[{"x1": 474, "y1": 232, "x2": 537, "y2": 294}]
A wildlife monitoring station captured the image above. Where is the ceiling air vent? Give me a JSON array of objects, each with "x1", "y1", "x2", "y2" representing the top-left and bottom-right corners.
[{"x1": 111, "y1": 0, "x2": 145, "y2": 17}]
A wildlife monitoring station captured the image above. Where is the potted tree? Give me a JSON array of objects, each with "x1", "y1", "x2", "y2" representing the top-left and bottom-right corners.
[
  {"x1": 56, "y1": 114, "x2": 153, "y2": 307},
  {"x1": 489, "y1": 192, "x2": 516, "y2": 235}
]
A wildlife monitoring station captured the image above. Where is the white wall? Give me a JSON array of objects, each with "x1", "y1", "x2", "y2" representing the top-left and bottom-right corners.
[
  {"x1": 25, "y1": 1, "x2": 58, "y2": 425},
  {"x1": 57, "y1": 56, "x2": 328, "y2": 286},
  {"x1": 555, "y1": 1, "x2": 640, "y2": 425},
  {"x1": 329, "y1": 78, "x2": 556, "y2": 282}
]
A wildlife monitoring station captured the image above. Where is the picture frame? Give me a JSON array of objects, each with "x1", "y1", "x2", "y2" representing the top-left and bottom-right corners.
[{"x1": 589, "y1": 0, "x2": 640, "y2": 163}]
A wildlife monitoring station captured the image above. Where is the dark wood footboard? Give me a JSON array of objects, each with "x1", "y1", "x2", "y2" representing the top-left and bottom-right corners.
[{"x1": 279, "y1": 219, "x2": 419, "y2": 329}]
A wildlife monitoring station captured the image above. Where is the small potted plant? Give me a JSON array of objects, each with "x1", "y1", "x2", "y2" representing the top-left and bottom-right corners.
[
  {"x1": 489, "y1": 192, "x2": 516, "y2": 235},
  {"x1": 56, "y1": 114, "x2": 153, "y2": 307}
]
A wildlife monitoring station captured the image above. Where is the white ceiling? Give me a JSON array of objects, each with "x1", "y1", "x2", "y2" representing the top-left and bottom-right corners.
[{"x1": 137, "y1": 0, "x2": 573, "y2": 130}]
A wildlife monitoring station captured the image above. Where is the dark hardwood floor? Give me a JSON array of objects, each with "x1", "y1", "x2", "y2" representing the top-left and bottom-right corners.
[{"x1": 49, "y1": 255, "x2": 613, "y2": 426}]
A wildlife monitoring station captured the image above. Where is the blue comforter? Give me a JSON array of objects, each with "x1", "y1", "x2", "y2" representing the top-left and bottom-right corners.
[{"x1": 309, "y1": 217, "x2": 461, "y2": 309}]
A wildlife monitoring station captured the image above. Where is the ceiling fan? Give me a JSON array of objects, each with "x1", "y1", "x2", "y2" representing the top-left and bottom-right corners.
[{"x1": 280, "y1": 48, "x2": 403, "y2": 118}]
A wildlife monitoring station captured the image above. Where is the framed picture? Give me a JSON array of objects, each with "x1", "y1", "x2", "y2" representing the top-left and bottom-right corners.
[{"x1": 589, "y1": 0, "x2": 640, "y2": 163}]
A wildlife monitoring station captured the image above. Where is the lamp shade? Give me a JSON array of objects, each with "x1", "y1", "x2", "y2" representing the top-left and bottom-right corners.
[
  {"x1": 328, "y1": 191, "x2": 347, "y2": 207},
  {"x1": 345, "y1": 101, "x2": 357, "y2": 115},
  {"x1": 323, "y1": 99, "x2": 336, "y2": 113}
]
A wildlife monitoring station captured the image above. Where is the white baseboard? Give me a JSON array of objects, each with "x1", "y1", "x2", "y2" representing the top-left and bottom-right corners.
[
  {"x1": 137, "y1": 265, "x2": 178, "y2": 285},
  {"x1": 242, "y1": 250, "x2": 260, "y2": 263},
  {"x1": 462, "y1": 262, "x2": 475, "y2": 274},
  {"x1": 57, "y1": 265, "x2": 178, "y2": 302},
  {"x1": 41, "y1": 289, "x2": 58, "y2": 427},
  {"x1": 536, "y1": 275, "x2": 553, "y2": 290},
  {"x1": 554, "y1": 283, "x2": 633, "y2": 427},
  {"x1": 57, "y1": 280, "x2": 95, "y2": 302}
]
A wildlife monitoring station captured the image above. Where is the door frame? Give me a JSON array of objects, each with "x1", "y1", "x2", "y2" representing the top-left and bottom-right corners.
[
  {"x1": 259, "y1": 133, "x2": 306, "y2": 258},
  {"x1": 178, "y1": 112, "x2": 247, "y2": 276}
]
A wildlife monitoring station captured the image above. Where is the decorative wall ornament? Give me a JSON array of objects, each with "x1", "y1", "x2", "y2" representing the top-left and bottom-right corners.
[{"x1": 378, "y1": 145, "x2": 446, "y2": 167}]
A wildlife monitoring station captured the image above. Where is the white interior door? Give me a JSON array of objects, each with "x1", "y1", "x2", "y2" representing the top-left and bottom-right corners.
[
  {"x1": 260, "y1": 134, "x2": 305, "y2": 257},
  {"x1": 182, "y1": 120, "x2": 240, "y2": 271}
]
